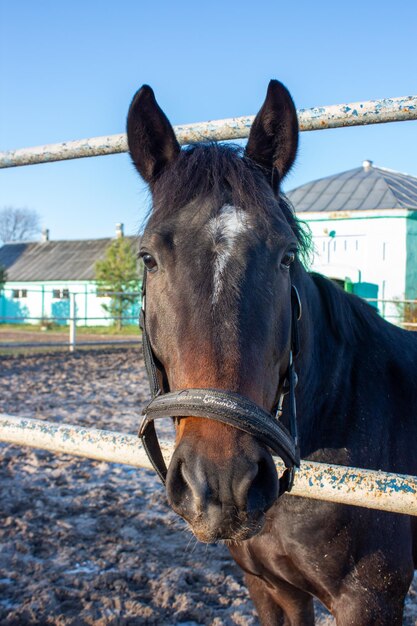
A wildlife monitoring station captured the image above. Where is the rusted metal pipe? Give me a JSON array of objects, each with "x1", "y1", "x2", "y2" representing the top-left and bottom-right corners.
[
  {"x1": 0, "y1": 95, "x2": 416, "y2": 169},
  {"x1": 0, "y1": 414, "x2": 416, "y2": 516}
]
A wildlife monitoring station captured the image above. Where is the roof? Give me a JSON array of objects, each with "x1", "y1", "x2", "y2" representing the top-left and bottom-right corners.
[
  {"x1": 0, "y1": 237, "x2": 138, "y2": 282},
  {"x1": 286, "y1": 161, "x2": 417, "y2": 213}
]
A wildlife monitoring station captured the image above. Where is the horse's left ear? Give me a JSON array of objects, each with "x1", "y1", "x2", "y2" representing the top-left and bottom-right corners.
[
  {"x1": 245, "y1": 80, "x2": 298, "y2": 183},
  {"x1": 127, "y1": 85, "x2": 180, "y2": 184}
]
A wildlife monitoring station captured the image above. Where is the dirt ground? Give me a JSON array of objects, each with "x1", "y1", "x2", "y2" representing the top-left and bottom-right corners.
[{"x1": 0, "y1": 349, "x2": 416, "y2": 625}]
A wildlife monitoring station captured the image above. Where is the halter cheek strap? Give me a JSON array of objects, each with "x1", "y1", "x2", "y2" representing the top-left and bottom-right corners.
[{"x1": 138, "y1": 269, "x2": 301, "y2": 492}]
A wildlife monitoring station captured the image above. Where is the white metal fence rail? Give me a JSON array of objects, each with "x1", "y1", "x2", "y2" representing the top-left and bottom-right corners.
[
  {"x1": 1, "y1": 414, "x2": 416, "y2": 516},
  {"x1": 1, "y1": 92, "x2": 417, "y2": 515},
  {"x1": 0, "y1": 95, "x2": 416, "y2": 168}
]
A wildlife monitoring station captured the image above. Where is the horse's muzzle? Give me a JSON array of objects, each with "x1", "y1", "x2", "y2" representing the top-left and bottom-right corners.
[{"x1": 165, "y1": 428, "x2": 279, "y2": 542}]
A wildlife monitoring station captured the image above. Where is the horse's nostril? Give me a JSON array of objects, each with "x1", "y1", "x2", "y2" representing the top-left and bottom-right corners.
[
  {"x1": 167, "y1": 455, "x2": 210, "y2": 517},
  {"x1": 166, "y1": 458, "x2": 189, "y2": 511},
  {"x1": 247, "y1": 455, "x2": 279, "y2": 514}
]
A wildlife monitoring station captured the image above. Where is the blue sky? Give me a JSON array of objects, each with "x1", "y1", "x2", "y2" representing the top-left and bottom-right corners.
[{"x1": 1, "y1": 0, "x2": 416, "y2": 240}]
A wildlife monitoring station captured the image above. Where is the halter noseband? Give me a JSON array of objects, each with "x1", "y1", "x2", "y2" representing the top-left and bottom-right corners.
[{"x1": 138, "y1": 269, "x2": 301, "y2": 495}]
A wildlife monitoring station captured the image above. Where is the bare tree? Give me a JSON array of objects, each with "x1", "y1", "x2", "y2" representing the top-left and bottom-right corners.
[
  {"x1": 0, "y1": 207, "x2": 42, "y2": 245},
  {"x1": 0, "y1": 265, "x2": 6, "y2": 291}
]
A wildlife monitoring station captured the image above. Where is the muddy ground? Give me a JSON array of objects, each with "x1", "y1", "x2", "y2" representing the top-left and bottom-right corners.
[{"x1": 0, "y1": 349, "x2": 415, "y2": 625}]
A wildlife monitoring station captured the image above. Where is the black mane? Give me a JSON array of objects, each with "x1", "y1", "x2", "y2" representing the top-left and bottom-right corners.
[
  {"x1": 310, "y1": 272, "x2": 381, "y2": 343},
  {"x1": 310, "y1": 271, "x2": 417, "y2": 351}
]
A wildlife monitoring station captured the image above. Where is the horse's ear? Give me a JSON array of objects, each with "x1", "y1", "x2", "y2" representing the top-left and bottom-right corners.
[
  {"x1": 245, "y1": 80, "x2": 298, "y2": 182},
  {"x1": 127, "y1": 85, "x2": 180, "y2": 184}
]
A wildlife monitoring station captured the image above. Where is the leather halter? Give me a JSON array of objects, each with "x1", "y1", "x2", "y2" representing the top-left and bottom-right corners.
[{"x1": 138, "y1": 268, "x2": 301, "y2": 495}]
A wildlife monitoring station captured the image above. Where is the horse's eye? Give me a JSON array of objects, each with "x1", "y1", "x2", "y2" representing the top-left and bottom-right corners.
[
  {"x1": 281, "y1": 251, "x2": 296, "y2": 269},
  {"x1": 141, "y1": 253, "x2": 158, "y2": 272}
]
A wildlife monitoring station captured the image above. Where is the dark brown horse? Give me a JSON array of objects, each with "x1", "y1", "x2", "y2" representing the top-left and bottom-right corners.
[{"x1": 127, "y1": 81, "x2": 417, "y2": 625}]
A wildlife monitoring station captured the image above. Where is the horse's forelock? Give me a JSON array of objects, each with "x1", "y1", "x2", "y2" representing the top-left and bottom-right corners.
[{"x1": 147, "y1": 142, "x2": 311, "y2": 260}]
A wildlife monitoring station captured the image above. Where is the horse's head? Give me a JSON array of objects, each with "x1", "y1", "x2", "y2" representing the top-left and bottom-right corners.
[{"x1": 128, "y1": 81, "x2": 303, "y2": 542}]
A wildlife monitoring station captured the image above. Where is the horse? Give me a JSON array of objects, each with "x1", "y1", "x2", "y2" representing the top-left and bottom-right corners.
[{"x1": 126, "y1": 80, "x2": 417, "y2": 625}]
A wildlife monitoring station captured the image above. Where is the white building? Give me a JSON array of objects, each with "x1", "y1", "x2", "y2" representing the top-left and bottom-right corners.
[
  {"x1": 0, "y1": 225, "x2": 140, "y2": 326},
  {"x1": 287, "y1": 161, "x2": 417, "y2": 321}
]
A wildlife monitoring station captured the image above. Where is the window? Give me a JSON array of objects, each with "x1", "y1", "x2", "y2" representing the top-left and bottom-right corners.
[
  {"x1": 12, "y1": 289, "x2": 27, "y2": 299},
  {"x1": 53, "y1": 289, "x2": 70, "y2": 299}
]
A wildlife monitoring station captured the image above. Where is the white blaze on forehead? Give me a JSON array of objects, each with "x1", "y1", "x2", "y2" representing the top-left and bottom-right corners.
[{"x1": 207, "y1": 204, "x2": 249, "y2": 304}]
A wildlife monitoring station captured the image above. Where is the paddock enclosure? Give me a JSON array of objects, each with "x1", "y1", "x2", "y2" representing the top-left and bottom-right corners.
[
  {"x1": 1, "y1": 92, "x2": 417, "y2": 509},
  {"x1": 1, "y1": 348, "x2": 416, "y2": 625},
  {"x1": 1, "y1": 94, "x2": 417, "y2": 624}
]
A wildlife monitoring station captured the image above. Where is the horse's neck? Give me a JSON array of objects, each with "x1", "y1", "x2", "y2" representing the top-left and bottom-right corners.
[
  {"x1": 294, "y1": 269, "x2": 417, "y2": 465},
  {"x1": 294, "y1": 272, "x2": 361, "y2": 455},
  {"x1": 296, "y1": 271, "x2": 346, "y2": 383}
]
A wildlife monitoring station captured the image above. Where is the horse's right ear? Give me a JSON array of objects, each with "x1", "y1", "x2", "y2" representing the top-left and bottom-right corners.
[{"x1": 127, "y1": 85, "x2": 180, "y2": 184}]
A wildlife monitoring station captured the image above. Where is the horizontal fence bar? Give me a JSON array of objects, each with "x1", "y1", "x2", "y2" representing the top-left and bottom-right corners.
[
  {"x1": 0, "y1": 316, "x2": 140, "y2": 321},
  {"x1": 1, "y1": 290, "x2": 141, "y2": 295},
  {"x1": 0, "y1": 95, "x2": 416, "y2": 169},
  {"x1": 0, "y1": 414, "x2": 415, "y2": 516},
  {"x1": 0, "y1": 340, "x2": 140, "y2": 349}
]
